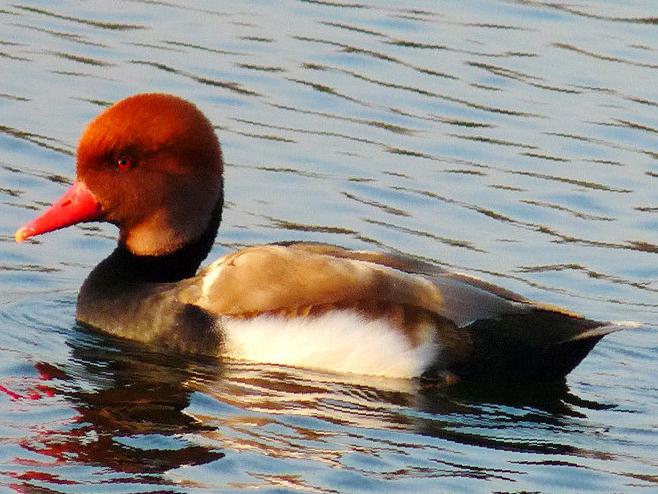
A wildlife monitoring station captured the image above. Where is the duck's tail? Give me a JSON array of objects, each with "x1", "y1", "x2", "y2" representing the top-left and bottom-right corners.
[{"x1": 455, "y1": 310, "x2": 631, "y2": 381}]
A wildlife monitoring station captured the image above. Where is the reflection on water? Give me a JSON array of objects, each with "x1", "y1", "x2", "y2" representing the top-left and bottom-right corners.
[
  {"x1": 1, "y1": 311, "x2": 639, "y2": 493},
  {"x1": 0, "y1": 0, "x2": 657, "y2": 492},
  {"x1": 1, "y1": 296, "x2": 655, "y2": 493}
]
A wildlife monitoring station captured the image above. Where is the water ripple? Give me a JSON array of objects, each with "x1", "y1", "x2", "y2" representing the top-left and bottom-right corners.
[
  {"x1": 12, "y1": 4, "x2": 145, "y2": 30},
  {"x1": 130, "y1": 60, "x2": 260, "y2": 96}
]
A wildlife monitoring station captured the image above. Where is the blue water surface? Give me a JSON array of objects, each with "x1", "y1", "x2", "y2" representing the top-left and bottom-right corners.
[{"x1": 0, "y1": 1, "x2": 656, "y2": 492}]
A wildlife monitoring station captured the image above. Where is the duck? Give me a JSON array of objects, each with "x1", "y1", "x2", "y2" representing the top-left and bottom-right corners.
[{"x1": 15, "y1": 93, "x2": 622, "y2": 383}]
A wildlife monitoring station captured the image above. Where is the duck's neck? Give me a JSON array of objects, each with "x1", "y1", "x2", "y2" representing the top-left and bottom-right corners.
[
  {"x1": 99, "y1": 197, "x2": 223, "y2": 284},
  {"x1": 75, "y1": 198, "x2": 223, "y2": 355},
  {"x1": 116, "y1": 204, "x2": 223, "y2": 283}
]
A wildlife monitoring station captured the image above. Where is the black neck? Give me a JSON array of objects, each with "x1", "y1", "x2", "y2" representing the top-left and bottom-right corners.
[{"x1": 95, "y1": 195, "x2": 223, "y2": 285}]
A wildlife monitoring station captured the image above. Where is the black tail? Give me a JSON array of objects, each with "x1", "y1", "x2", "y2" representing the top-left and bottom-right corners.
[{"x1": 453, "y1": 310, "x2": 623, "y2": 381}]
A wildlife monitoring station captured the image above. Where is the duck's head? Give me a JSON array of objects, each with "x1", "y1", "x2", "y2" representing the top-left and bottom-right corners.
[{"x1": 15, "y1": 93, "x2": 224, "y2": 256}]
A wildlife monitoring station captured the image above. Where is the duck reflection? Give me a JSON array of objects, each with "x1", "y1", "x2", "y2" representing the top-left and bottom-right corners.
[
  {"x1": 10, "y1": 328, "x2": 223, "y2": 493},
  {"x1": 12, "y1": 326, "x2": 614, "y2": 492},
  {"x1": 64, "y1": 331, "x2": 224, "y2": 473}
]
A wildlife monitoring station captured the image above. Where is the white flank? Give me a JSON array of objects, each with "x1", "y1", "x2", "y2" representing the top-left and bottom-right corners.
[{"x1": 219, "y1": 310, "x2": 437, "y2": 379}]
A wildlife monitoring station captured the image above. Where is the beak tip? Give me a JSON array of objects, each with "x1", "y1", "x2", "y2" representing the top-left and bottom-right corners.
[
  {"x1": 13, "y1": 181, "x2": 101, "y2": 245},
  {"x1": 15, "y1": 227, "x2": 30, "y2": 243}
]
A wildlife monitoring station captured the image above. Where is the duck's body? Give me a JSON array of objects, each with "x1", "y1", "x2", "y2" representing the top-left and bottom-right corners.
[{"x1": 16, "y1": 93, "x2": 621, "y2": 382}]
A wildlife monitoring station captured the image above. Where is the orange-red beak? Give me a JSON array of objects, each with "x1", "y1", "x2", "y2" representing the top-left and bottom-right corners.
[{"x1": 15, "y1": 181, "x2": 102, "y2": 243}]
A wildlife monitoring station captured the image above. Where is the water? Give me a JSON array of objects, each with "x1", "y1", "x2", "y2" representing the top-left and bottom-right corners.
[{"x1": 0, "y1": 1, "x2": 656, "y2": 492}]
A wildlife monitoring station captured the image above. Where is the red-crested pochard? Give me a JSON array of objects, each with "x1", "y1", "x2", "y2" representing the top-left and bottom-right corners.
[{"x1": 15, "y1": 93, "x2": 623, "y2": 382}]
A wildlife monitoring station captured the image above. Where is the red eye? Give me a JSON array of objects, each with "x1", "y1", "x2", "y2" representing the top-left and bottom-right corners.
[{"x1": 116, "y1": 157, "x2": 135, "y2": 171}]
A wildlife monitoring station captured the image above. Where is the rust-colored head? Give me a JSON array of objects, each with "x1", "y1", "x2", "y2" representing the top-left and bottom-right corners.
[{"x1": 16, "y1": 93, "x2": 224, "y2": 255}]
